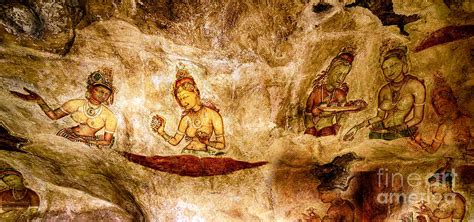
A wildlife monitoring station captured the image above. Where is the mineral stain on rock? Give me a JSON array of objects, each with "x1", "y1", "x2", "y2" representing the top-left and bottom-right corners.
[
  {"x1": 345, "y1": 0, "x2": 420, "y2": 35},
  {"x1": 414, "y1": 25, "x2": 474, "y2": 52},
  {"x1": 0, "y1": 123, "x2": 28, "y2": 153}
]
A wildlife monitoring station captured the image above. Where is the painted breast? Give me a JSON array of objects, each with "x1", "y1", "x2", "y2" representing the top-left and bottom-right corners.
[{"x1": 70, "y1": 106, "x2": 106, "y2": 129}]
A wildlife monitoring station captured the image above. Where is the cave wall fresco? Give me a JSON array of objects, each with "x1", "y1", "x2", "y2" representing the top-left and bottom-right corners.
[{"x1": 0, "y1": 0, "x2": 473, "y2": 221}]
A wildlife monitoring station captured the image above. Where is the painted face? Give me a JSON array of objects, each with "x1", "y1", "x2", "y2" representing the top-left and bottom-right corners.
[
  {"x1": 382, "y1": 57, "x2": 405, "y2": 81},
  {"x1": 319, "y1": 189, "x2": 339, "y2": 203},
  {"x1": 90, "y1": 85, "x2": 112, "y2": 104},
  {"x1": 177, "y1": 88, "x2": 199, "y2": 110},
  {"x1": 2, "y1": 175, "x2": 24, "y2": 189},
  {"x1": 432, "y1": 90, "x2": 457, "y2": 117},
  {"x1": 327, "y1": 61, "x2": 351, "y2": 89},
  {"x1": 430, "y1": 182, "x2": 449, "y2": 194}
]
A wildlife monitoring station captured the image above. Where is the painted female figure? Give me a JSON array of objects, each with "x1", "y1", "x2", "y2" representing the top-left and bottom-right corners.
[
  {"x1": 413, "y1": 76, "x2": 473, "y2": 157},
  {"x1": 10, "y1": 68, "x2": 117, "y2": 147},
  {"x1": 0, "y1": 168, "x2": 39, "y2": 221},
  {"x1": 151, "y1": 66, "x2": 225, "y2": 155},
  {"x1": 304, "y1": 50, "x2": 367, "y2": 137},
  {"x1": 344, "y1": 46, "x2": 426, "y2": 141}
]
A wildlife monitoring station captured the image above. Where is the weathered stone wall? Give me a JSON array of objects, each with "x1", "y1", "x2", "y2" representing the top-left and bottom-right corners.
[{"x1": 0, "y1": 0, "x2": 473, "y2": 221}]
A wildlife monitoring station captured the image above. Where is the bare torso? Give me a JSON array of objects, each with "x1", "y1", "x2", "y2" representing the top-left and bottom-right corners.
[
  {"x1": 181, "y1": 107, "x2": 222, "y2": 151},
  {"x1": 324, "y1": 199, "x2": 354, "y2": 222},
  {"x1": 62, "y1": 99, "x2": 117, "y2": 137},
  {"x1": 307, "y1": 86, "x2": 347, "y2": 130},
  {"x1": 378, "y1": 77, "x2": 424, "y2": 128},
  {"x1": 436, "y1": 193, "x2": 465, "y2": 222}
]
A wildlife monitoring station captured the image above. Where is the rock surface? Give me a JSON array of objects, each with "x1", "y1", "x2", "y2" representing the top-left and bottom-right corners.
[{"x1": 0, "y1": 0, "x2": 473, "y2": 221}]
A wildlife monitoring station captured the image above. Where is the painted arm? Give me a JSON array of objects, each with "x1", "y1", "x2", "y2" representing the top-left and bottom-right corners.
[
  {"x1": 305, "y1": 90, "x2": 317, "y2": 128},
  {"x1": 431, "y1": 208, "x2": 453, "y2": 220},
  {"x1": 418, "y1": 201, "x2": 452, "y2": 221},
  {"x1": 415, "y1": 124, "x2": 446, "y2": 153},
  {"x1": 307, "y1": 87, "x2": 341, "y2": 118},
  {"x1": 343, "y1": 87, "x2": 386, "y2": 141},
  {"x1": 357, "y1": 86, "x2": 387, "y2": 129},
  {"x1": 207, "y1": 112, "x2": 225, "y2": 150},
  {"x1": 10, "y1": 87, "x2": 68, "y2": 120},
  {"x1": 405, "y1": 81, "x2": 426, "y2": 127},
  {"x1": 307, "y1": 89, "x2": 333, "y2": 117},
  {"x1": 152, "y1": 115, "x2": 186, "y2": 146},
  {"x1": 364, "y1": 87, "x2": 388, "y2": 127},
  {"x1": 88, "y1": 132, "x2": 115, "y2": 146}
]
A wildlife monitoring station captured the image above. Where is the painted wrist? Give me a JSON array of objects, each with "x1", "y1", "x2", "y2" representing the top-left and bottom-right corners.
[
  {"x1": 161, "y1": 133, "x2": 171, "y2": 142},
  {"x1": 38, "y1": 103, "x2": 52, "y2": 112},
  {"x1": 359, "y1": 120, "x2": 368, "y2": 128}
]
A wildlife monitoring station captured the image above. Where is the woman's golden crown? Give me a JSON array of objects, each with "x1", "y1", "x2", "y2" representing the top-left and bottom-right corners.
[
  {"x1": 175, "y1": 62, "x2": 193, "y2": 80},
  {"x1": 380, "y1": 41, "x2": 407, "y2": 59},
  {"x1": 87, "y1": 67, "x2": 114, "y2": 91}
]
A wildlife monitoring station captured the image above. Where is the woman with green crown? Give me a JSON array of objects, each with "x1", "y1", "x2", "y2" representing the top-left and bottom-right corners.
[
  {"x1": 344, "y1": 45, "x2": 426, "y2": 141},
  {"x1": 10, "y1": 68, "x2": 118, "y2": 147}
]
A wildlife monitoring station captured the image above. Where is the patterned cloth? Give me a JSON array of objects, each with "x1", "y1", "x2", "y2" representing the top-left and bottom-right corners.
[
  {"x1": 369, "y1": 126, "x2": 417, "y2": 141},
  {"x1": 56, "y1": 127, "x2": 114, "y2": 148},
  {"x1": 56, "y1": 127, "x2": 98, "y2": 143}
]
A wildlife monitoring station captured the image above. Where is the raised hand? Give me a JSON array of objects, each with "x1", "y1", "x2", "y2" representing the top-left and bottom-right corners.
[
  {"x1": 353, "y1": 99, "x2": 368, "y2": 110},
  {"x1": 346, "y1": 99, "x2": 368, "y2": 111},
  {"x1": 196, "y1": 131, "x2": 210, "y2": 144},
  {"x1": 10, "y1": 87, "x2": 42, "y2": 102},
  {"x1": 151, "y1": 115, "x2": 165, "y2": 134},
  {"x1": 416, "y1": 201, "x2": 432, "y2": 216}
]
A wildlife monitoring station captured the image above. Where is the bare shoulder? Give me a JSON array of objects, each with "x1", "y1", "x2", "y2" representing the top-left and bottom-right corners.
[
  {"x1": 455, "y1": 192, "x2": 466, "y2": 203},
  {"x1": 65, "y1": 98, "x2": 86, "y2": 106},
  {"x1": 379, "y1": 84, "x2": 391, "y2": 95},
  {"x1": 101, "y1": 106, "x2": 116, "y2": 119},
  {"x1": 181, "y1": 114, "x2": 191, "y2": 121},
  {"x1": 406, "y1": 77, "x2": 425, "y2": 90},
  {"x1": 204, "y1": 107, "x2": 222, "y2": 120}
]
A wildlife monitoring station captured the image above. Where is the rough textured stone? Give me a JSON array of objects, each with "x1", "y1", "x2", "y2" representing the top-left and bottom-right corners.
[{"x1": 0, "y1": 0, "x2": 473, "y2": 221}]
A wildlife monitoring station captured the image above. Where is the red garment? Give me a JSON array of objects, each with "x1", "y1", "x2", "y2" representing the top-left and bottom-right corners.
[
  {"x1": 305, "y1": 124, "x2": 340, "y2": 137},
  {"x1": 306, "y1": 85, "x2": 348, "y2": 116},
  {"x1": 0, "y1": 189, "x2": 39, "y2": 209},
  {"x1": 305, "y1": 85, "x2": 348, "y2": 137}
]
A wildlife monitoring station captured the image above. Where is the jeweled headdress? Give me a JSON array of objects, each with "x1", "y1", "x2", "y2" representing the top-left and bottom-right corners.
[
  {"x1": 380, "y1": 40, "x2": 408, "y2": 62},
  {"x1": 87, "y1": 67, "x2": 114, "y2": 92},
  {"x1": 312, "y1": 47, "x2": 356, "y2": 88},
  {"x1": 173, "y1": 63, "x2": 198, "y2": 96},
  {"x1": 0, "y1": 168, "x2": 22, "y2": 179},
  {"x1": 428, "y1": 159, "x2": 454, "y2": 187},
  {"x1": 334, "y1": 47, "x2": 356, "y2": 64},
  {"x1": 87, "y1": 67, "x2": 115, "y2": 104},
  {"x1": 432, "y1": 73, "x2": 453, "y2": 97}
]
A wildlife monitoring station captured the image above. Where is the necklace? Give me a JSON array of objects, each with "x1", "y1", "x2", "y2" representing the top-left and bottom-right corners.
[
  {"x1": 389, "y1": 76, "x2": 408, "y2": 105},
  {"x1": 84, "y1": 101, "x2": 103, "y2": 118},
  {"x1": 12, "y1": 188, "x2": 27, "y2": 200},
  {"x1": 189, "y1": 106, "x2": 205, "y2": 129}
]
